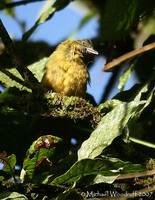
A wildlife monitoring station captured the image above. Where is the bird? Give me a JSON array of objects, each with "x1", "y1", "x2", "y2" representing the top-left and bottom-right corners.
[{"x1": 41, "y1": 39, "x2": 98, "y2": 98}]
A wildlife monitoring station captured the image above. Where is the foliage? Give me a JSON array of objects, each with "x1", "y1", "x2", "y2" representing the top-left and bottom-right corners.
[{"x1": 0, "y1": 0, "x2": 155, "y2": 199}]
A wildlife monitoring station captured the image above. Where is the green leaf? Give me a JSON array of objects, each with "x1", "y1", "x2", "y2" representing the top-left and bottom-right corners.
[
  {"x1": 28, "y1": 57, "x2": 48, "y2": 82},
  {"x1": 0, "y1": 191, "x2": 28, "y2": 200},
  {"x1": 20, "y1": 135, "x2": 62, "y2": 183},
  {"x1": 0, "y1": 87, "x2": 29, "y2": 99},
  {"x1": 118, "y1": 63, "x2": 135, "y2": 91},
  {"x1": 98, "y1": 99, "x2": 122, "y2": 112},
  {"x1": 78, "y1": 102, "x2": 139, "y2": 160},
  {"x1": 0, "y1": 0, "x2": 15, "y2": 17},
  {"x1": 22, "y1": 0, "x2": 73, "y2": 42},
  {"x1": 78, "y1": 79, "x2": 155, "y2": 160},
  {"x1": 0, "y1": 176, "x2": 5, "y2": 181},
  {"x1": 52, "y1": 157, "x2": 144, "y2": 185},
  {"x1": 0, "y1": 152, "x2": 16, "y2": 178},
  {"x1": 100, "y1": 0, "x2": 155, "y2": 42}
]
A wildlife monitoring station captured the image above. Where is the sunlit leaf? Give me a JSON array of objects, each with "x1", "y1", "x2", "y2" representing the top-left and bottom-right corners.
[
  {"x1": 20, "y1": 135, "x2": 62, "y2": 183},
  {"x1": 0, "y1": 152, "x2": 16, "y2": 177},
  {"x1": 78, "y1": 79, "x2": 155, "y2": 160},
  {"x1": 118, "y1": 63, "x2": 135, "y2": 91}
]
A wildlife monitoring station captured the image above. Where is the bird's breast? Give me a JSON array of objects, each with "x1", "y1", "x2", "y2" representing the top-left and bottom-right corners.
[
  {"x1": 42, "y1": 56, "x2": 90, "y2": 97},
  {"x1": 62, "y1": 61, "x2": 89, "y2": 97}
]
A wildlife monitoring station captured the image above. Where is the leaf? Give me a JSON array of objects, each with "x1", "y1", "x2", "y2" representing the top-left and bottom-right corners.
[
  {"x1": 100, "y1": 0, "x2": 155, "y2": 42},
  {"x1": 0, "y1": 191, "x2": 28, "y2": 200},
  {"x1": 22, "y1": 0, "x2": 73, "y2": 42},
  {"x1": 20, "y1": 135, "x2": 62, "y2": 183},
  {"x1": 78, "y1": 79, "x2": 155, "y2": 160},
  {"x1": 78, "y1": 102, "x2": 138, "y2": 160},
  {"x1": 52, "y1": 157, "x2": 144, "y2": 185},
  {"x1": 1, "y1": 0, "x2": 15, "y2": 17},
  {"x1": 0, "y1": 152, "x2": 16, "y2": 177},
  {"x1": 0, "y1": 87, "x2": 29, "y2": 99},
  {"x1": 0, "y1": 57, "x2": 47, "y2": 91},
  {"x1": 0, "y1": 176, "x2": 5, "y2": 181},
  {"x1": 98, "y1": 99, "x2": 122, "y2": 113},
  {"x1": 28, "y1": 57, "x2": 48, "y2": 82},
  {"x1": 118, "y1": 63, "x2": 135, "y2": 91}
]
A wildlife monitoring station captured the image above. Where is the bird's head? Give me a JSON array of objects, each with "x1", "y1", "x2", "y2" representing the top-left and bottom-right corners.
[
  {"x1": 74, "y1": 39, "x2": 98, "y2": 56},
  {"x1": 57, "y1": 39, "x2": 98, "y2": 62}
]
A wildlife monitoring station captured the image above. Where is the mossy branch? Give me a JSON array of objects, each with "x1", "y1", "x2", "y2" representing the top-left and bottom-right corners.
[
  {"x1": 0, "y1": 92, "x2": 103, "y2": 125},
  {"x1": 42, "y1": 93, "x2": 103, "y2": 125}
]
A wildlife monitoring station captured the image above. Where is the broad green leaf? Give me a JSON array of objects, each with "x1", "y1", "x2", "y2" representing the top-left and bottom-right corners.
[
  {"x1": 78, "y1": 102, "x2": 139, "y2": 160},
  {"x1": 78, "y1": 79, "x2": 155, "y2": 160},
  {"x1": 22, "y1": 0, "x2": 73, "y2": 42},
  {"x1": 20, "y1": 135, "x2": 62, "y2": 182},
  {"x1": 0, "y1": 57, "x2": 47, "y2": 91},
  {"x1": 52, "y1": 157, "x2": 144, "y2": 185},
  {"x1": 0, "y1": 191, "x2": 28, "y2": 200},
  {"x1": 118, "y1": 63, "x2": 135, "y2": 92}
]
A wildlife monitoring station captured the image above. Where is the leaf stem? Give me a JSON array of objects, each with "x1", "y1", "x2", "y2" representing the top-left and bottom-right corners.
[{"x1": 129, "y1": 137, "x2": 155, "y2": 149}]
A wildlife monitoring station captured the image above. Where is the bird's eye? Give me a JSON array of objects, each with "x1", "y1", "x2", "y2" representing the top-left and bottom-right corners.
[{"x1": 81, "y1": 41, "x2": 87, "y2": 45}]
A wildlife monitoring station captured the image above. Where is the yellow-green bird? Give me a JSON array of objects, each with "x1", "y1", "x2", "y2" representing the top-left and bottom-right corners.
[{"x1": 41, "y1": 39, "x2": 98, "y2": 98}]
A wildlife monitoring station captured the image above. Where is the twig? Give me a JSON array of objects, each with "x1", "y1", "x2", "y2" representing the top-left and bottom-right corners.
[
  {"x1": 0, "y1": 0, "x2": 45, "y2": 9},
  {"x1": 104, "y1": 42, "x2": 155, "y2": 72},
  {"x1": 116, "y1": 169, "x2": 155, "y2": 180},
  {"x1": 0, "y1": 19, "x2": 39, "y2": 84},
  {"x1": 0, "y1": 67, "x2": 37, "y2": 89}
]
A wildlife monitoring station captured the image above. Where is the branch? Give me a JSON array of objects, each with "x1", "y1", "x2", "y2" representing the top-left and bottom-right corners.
[
  {"x1": 43, "y1": 93, "x2": 102, "y2": 125},
  {"x1": 0, "y1": 0, "x2": 45, "y2": 9},
  {"x1": 103, "y1": 42, "x2": 155, "y2": 72},
  {"x1": 0, "y1": 66, "x2": 40, "y2": 90},
  {"x1": 116, "y1": 169, "x2": 155, "y2": 180},
  {"x1": 0, "y1": 19, "x2": 39, "y2": 85},
  {"x1": 0, "y1": 92, "x2": 103, "y2": 125}
]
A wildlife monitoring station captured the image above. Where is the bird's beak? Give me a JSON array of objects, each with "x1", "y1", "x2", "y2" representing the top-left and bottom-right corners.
[{"x1": 86, "y1": 47, "x2": 98, "y2": 55}]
